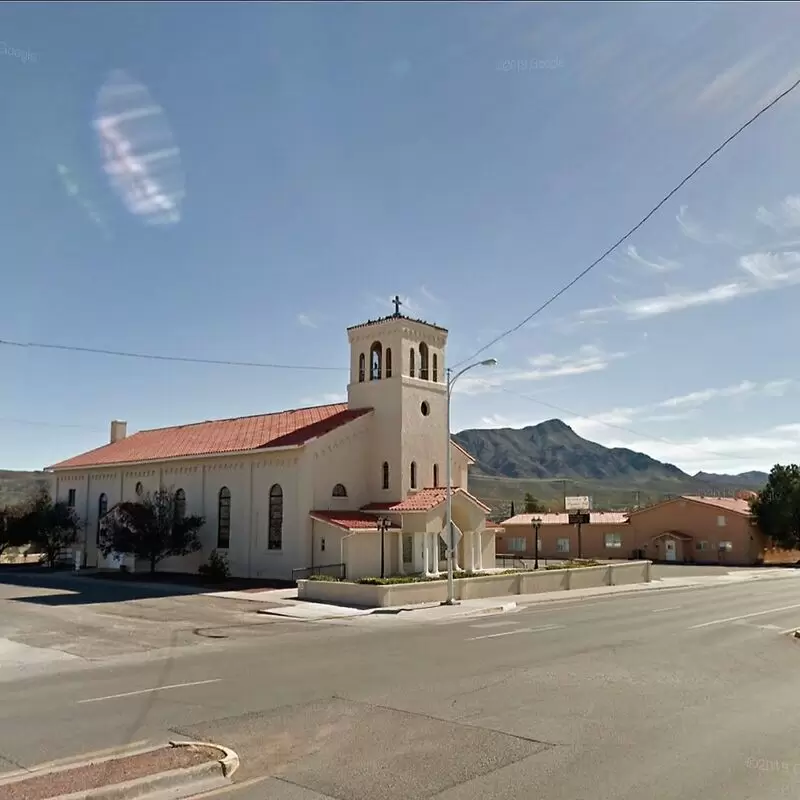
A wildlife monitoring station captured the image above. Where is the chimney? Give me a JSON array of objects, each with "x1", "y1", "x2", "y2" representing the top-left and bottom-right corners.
[{"x1": 110, "y1": 420, "x2": 127, "y2": 443}]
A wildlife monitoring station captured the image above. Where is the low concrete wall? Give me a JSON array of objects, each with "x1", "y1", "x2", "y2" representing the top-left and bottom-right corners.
[{"x1": 297, "y1": 561, "x2": 652, "y2": 608}]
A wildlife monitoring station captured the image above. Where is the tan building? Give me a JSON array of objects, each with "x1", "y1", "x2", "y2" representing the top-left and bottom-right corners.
[
  {"x1": 500, "y1": 495, "x2": 766, "y2": 566},
  {"x1": 45, "y1": 305, "x2": 496, "y2": 581}
]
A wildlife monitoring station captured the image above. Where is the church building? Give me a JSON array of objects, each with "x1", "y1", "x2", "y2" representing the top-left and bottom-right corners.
[{"x1": 46, "y1": 305, "x2": 497, "y2": 580}]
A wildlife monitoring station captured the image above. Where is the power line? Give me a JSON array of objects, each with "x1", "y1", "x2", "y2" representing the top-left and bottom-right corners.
[
  {"x1": 452, "y1": 76, "x2": 800, "y2": 369},
  {"x1": 0, "y1": 339, "x2": 348, "y2": 372}
]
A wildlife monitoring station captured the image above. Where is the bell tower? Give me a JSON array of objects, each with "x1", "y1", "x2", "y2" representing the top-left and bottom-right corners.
[{"x1": 347, "y1": 297, "x2": 449, "y2": 501}]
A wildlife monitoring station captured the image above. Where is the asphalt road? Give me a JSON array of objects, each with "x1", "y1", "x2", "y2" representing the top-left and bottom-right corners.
[{"x1": 3, "y1": 570, "x2": 800, "y2": 799}]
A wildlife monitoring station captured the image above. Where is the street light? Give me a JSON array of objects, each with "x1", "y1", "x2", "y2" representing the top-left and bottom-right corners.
[
  {"x1": 532, "y1": 516, "x2": 542, "y2": 570},
  {"x1": 377, "y1": 516, "x2": 390, "y2": 579},
  {"x1": 444, "y1": 357, "x2": 498, "y2": 606}
]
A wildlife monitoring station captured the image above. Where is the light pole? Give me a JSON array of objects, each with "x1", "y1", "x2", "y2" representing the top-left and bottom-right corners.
[
  {"x1": 532, "y1": 516, "x2": 541, "y2": 570},
  {"x1": 377, "y1": 516, "x2": 389, "y2": 579},
  {"x1": 444, "y1": 357, "x2": 498, "y2": 605}
]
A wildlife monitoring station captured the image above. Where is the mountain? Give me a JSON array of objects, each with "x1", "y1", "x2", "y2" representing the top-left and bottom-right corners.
[
  {"x1": 454, "y1": 419, "x2": 689, "y2": 484},
  {"x1": 0, "y1": 470, "x2": 49, "y2": 506},
  {"x1": 693, "y1": 470, "x2": 769, "y2": 486}
]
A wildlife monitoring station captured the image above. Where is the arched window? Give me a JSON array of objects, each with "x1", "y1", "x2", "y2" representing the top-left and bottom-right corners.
[
  {"x1": 217, "y1": 487, "x2": 231, "y2": 548},
  {"x1": 409, "y1": 348, "x2": 416, "y2": 378},
  {"x1": 135, "y1": 481, "x2": 143, "y2": 497},
  {"x1": 419, "y1": 342, "x2": 429, "y2": 380},
  {"x1": 382, "y1": 461, "x2": 390, "y2": 490},
  {"x1": 268, "y1": 484, "x2": 283, "y2": 550},
  {"x1": 385, "y1": 348, "x2": 393, "y2": 378},
  {"x1": 97, "y1": 493, "x2": 108, "y2": 545},
  {"x1": 370, "y1": 341, "x2": 382, "y2": 380},
  {"x1": 410, "y1": 461, "x2": 418, "y2": 489},
  {"x1": 433, "y1": 464, "x2": 439, "y2": 488},
  {"x1": 432, "y1": 353, "x2": 439, "y2": 383},
  {"x1": 358, "y1": 353, "x2": 366, "y2": 382},
  {"x1": 175, "y1": 488, "x2": 186, "y2": 520},
  {"x1": 332, "y1": 483, "x2": 347, "y2": 498}
]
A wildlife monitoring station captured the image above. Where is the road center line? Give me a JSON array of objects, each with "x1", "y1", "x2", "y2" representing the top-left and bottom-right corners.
[
  {"x1": 470, "y1": 621, "x2": 520, "y2": 630},
  {"x1": 651, "y1": 606, "x2": 682, "y2": 613},
  {"x1": 77, "y1": 679, "x2": 222, "y2": 704},
  {"x1": 689, "y1": 602, "x2": 800, "y2": 630},
  {"x1": 467, "y1": 624, "x2": 564, "y2": 641}
]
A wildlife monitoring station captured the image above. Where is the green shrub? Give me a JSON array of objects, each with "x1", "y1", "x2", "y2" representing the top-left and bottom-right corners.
[
  {"x1": 306, "y1": 574, "x2": 341, "y2": 582},
  {"x1": 198, "y1": 550, "x2": 230, "y2": 583}
]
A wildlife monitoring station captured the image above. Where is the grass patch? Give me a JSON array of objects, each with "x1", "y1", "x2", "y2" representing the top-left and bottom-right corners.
[{"x1": 544, "y1": 559, "x2": 602, "y2": 570}]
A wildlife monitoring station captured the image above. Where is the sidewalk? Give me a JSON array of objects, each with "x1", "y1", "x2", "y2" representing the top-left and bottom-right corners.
[{"x1": 253, "y1": 568, "x2": 800, "y2": 622}]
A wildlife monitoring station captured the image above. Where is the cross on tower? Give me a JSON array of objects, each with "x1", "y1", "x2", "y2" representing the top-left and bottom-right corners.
[{"x1": 392, "y1": 295, "x2": 403, "y2": 316}]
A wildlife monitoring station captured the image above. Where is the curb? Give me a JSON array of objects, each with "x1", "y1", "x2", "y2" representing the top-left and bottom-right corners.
[{"x1": 0, "y1": 740, "x2": 239, "y2": 800}]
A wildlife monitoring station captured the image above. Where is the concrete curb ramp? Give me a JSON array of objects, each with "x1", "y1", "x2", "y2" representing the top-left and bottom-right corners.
[{"x1": 0, "y1": 740, "x2": 239, "y2": 800}]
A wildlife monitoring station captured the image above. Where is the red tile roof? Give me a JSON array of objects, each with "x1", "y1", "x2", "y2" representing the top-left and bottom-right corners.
[
  {"x1": 48, "y1": 404, "x2": 372, "y2": 470},
  {"x1": 682, "y1": 495, "x2": 753, "y2": 515},
  {"x1": 309, "y1": 511, "x2": 399, "y2": 532},
  {"x1": 362, "y1": 487, "x2": 491, "y2": 513}
]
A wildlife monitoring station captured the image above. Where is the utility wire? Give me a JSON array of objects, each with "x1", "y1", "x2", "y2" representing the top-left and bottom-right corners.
[
  {"x1": 0, "y1": 338, "x2": 348, "y2": 372},
  {"x1": 452, "y1": 76, "x2": 800, "y2": 369}
]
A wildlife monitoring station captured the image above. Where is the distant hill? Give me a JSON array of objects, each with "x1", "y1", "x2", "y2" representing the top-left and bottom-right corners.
[
  {"x1": 0, "y1": 470, "x2": 49, "y2": 507},
  {"x1": 453, "y1": 419, "x2": 769, "y2": 517}
]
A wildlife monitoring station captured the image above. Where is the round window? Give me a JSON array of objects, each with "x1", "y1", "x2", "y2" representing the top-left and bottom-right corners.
[{"x1": 420, "y1": 401, "x2": 430, "y2": 416}]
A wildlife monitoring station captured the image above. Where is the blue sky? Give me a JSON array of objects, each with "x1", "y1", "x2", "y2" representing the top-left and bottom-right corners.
[{"x1": 3, "y1": 2, "x2": 800, "y2": 474}]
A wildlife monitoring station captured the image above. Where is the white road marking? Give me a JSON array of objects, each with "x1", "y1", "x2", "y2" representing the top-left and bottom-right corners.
[
  {"x1": 467, "y1": 624, "x2": 564, "y2": 641},
  {"x1": 651, "y1": 606, "x2": 682, "y2": 613},
  {"x1": 470, "y1": 621, "x2": 521, "y2": 630},
  {"x1": 77, "y1": 679, "x2": 222, "y2": 704},
  {"x1": 689, "y1": 602, "x2": 800, "y2": 630}
]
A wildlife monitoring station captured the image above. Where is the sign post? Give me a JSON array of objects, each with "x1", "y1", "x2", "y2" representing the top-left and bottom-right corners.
[{"x1": 565, "y1": 498, "x2": 592, "y2": 560}]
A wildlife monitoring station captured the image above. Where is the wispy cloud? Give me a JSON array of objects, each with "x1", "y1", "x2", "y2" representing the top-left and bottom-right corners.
[
  {"x1": 299, "y1": 392, "x2": 346, "y2": 406},
  {"x1": 296, "y1": 313, "x2": 317, "y2": 329},
  {"x1": 755, "y1": 195, "x2": 800, "y2": 233},
  {"x1": 456, "y1": 345, "x2": 627, "y2": 395},
  {"x1": 565, "y1": 379, "x2": 794, "y2": 437},
  {"x1": 676, "y1": 205, "x2": 742, "y2": 247},
  {"x1": 56, "y1": 164, "x2": 112, "y2": 238},
  {"x1": 693, "y1": 51, "x2": 770, "y2": 113},
  {"x1": 626, "y1": 245, "x2": 680, "y2": 272},
  {"x1": 420, "y1": 285, "x2": 439, "y2": 303}
]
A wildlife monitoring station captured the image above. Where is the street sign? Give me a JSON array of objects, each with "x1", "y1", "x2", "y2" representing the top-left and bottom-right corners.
[
  {"x1": 440, "y1": 521, "x2": 463, "y2": 545},
  {"x1": 565, "y1": 496, "x2": 592, "y2": 511},
  {"x1": 568, "y1": 512, "x2": 590, "y2": 525}
]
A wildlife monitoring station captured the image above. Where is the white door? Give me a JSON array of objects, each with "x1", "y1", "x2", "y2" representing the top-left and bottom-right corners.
[{"x1": 665, "y1": 539, "x2": 677, "y2": 562}]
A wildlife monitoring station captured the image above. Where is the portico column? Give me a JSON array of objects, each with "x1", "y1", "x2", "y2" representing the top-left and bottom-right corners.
[
  {"x1": 454, "y1": 533, "x2": 461, "y2": 572},
  {"x1": 476, "y1": 531, "x2": 483, "y2": 571},
  {"x1": 421, "y1": 533, "x2": 430, "y2": 575},
  {"x1": 467, "y1": 531, "x2": 476, "y2": 571},
  {"x1": 430, "y1": 533, "x2": 440, "y2": 576},
  {"x1": 397, "y1": 533, "x2": 405, "y2": 575}
]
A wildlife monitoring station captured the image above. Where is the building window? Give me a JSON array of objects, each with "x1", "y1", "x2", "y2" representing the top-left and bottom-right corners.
[
  {"x1": 696, "y1": 540, "x2": 709, "y2": 551},
  {"x1": 433, "y1": 464, "x2": 439, "y2": 487},
  {"x1": 320, "y1": 537, "x2": 326, "y2": 552},
  {"x1": 419, "y1": 342, "x2": 429, "y2": 379},
  {"x1": 217, "y1": 487, "x2": 231, "y2": 549},
  {"x1": 432, "y1": 353, "x2": 438, "y2": 382},
  {"x1": 438, "y1": 536, "x2": 447, "y2": 562},
  {"x1": 382, "y1": 461, "x2": 390, "y2": 490},
  {"x1": 332, "y1": 483, "x2": 347, "y2": 498},
  {"x1": 410, "y1": 461, "x2": 417, "y2": 489},
  {"x1": 509, "y1": 537, "x2": 526, "y2": 552},
  {"x1": 409, "y1": 348, "x2": 416, "y2": 377},
  {"x1": 67, "y1": 488, "x2": 76, "y2": 508},
  {"x1": 556, "y1": 537, "x2": 570, "y2": 553},
  {"x1": 403, "y1": 534, "x2": 413, "y2": 563},
  {"x1": 97, "y1": 493, "x2": 108, "y2": 545},
  {"x1": 268, "y1": 484, "x2": 283, "y2": 550},
  {"x1": 604, "y1": 532, "x2": 623, "y2": 549},
  {"x1": 420, "y1": 401, "x2": 430, "y2": 416},
  {"x1": 370, "y1": 341, "x2": 383, "y2": 380},
  {"x1": 385, "y1": 347, "x2": 392, "y2": 378},
  {"x1": 135, "y1": 481, "x2": 143, "y2": 498},
  {"x1": 719, "y1": 541, "x2": 733, "y2": 552},
  {"x1": 717, "y1": 515, "x2": 727, "y2": 527},
  {"x1": 358, "y1": 353, "x2": 366, "y2": 382},
  {"x1": 175, "y1": 488, "x2": 186, "y2": 520}
]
